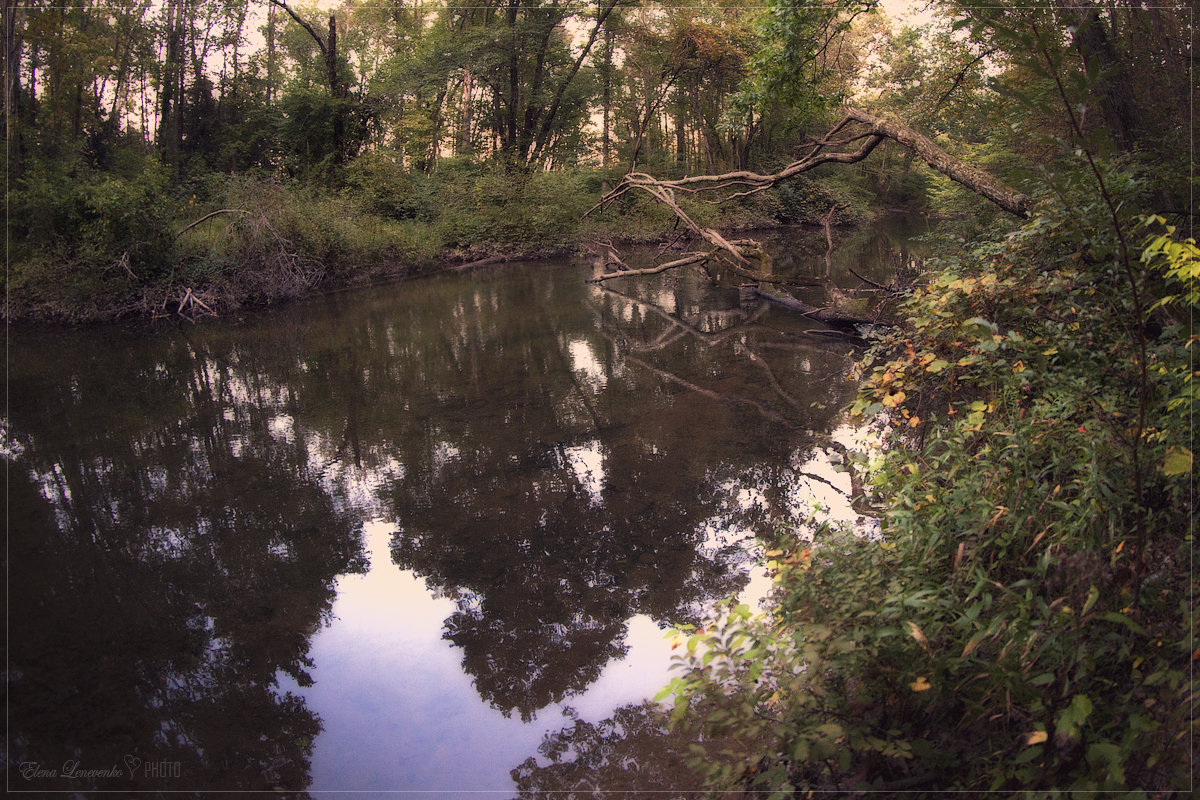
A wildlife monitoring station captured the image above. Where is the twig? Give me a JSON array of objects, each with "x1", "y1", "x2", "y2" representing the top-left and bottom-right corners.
[
  {"x1": 174, "y1": 208, "x2": 251, "y2": 240},
  {"x1": 848, "y1": 265, "x2": 893, "y2": 292},
  {"x1": 587, "y1": 251, "x2": 714, "y2": 283}
]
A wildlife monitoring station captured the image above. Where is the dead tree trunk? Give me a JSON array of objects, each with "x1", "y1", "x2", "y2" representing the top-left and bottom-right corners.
[{"x1": 840, "y1": 108, "x2": 1031, "y2": 218}]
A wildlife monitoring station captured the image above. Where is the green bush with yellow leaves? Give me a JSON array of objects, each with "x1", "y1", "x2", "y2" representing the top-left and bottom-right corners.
[{"x1": 659, "y1": 170, "x2": 1196, "y2": 794}]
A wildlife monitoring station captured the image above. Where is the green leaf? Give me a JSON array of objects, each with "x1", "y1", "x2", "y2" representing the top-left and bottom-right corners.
[
  {"x1": 1086, "y1": 742, "x2": 1125, "y2": 783},
  {"x1": 927, "y1": 358, "x2": 950, "y2": 374},
  {"x1": 1055, "y1": 694, "x2": 1094, "y2": 740},
  {"x1": 1082, "y1": 585, "x2": 1100, "y2": 615},
  {"x1": 816, "y1": 722, "x2": 845, "y2": 740},
  {"x1": 652, "y1": 678, "x2": 680, "y2": 702}
]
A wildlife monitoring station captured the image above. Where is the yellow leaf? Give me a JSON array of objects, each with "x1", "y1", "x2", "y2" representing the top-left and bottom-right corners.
[
  {"x1": 907, "y1": 621, "x2": 930, "y2": 651},
  {"x1": 909, "y1": 416, "x2": 921, "y2": 428},
  {"x1": 1026, "y1": 730, "x2": 1048, "y2": 745},
  {"x1": 909, "y1": 676, "x2": 931, "y2": 692},
  {"x1": 764, "y1": 549, "x2": 784, "y2": 557},
  {"x1": 1162, "y1": 446, "x2": 1193, "y2": 476},
  {"x1": 882, "y1": 390, "x2": 907, "y2": 408}
]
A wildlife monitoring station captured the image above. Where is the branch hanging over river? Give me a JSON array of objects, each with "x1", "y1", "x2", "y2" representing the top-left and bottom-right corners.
[
  {"x1": 582, "y1": 106, "x2": 1028, "y2": 326},
  {"x1": 594, "y1": 107, "x2": 1032, "y2": 222}
]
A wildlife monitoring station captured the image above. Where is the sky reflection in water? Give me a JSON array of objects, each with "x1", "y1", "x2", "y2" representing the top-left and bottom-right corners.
[{"x1": 6, "y1": 221, "x2": 923, "y2": 796}]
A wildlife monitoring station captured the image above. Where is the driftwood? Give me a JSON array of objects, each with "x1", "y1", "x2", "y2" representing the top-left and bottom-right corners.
[
  {"x1": 450, "y1": 254, "x2": 509, "y2": 272},
  {"x1": 751, "y1": 283, "x2": 874, "y2": 331},
  {"x1": 175, "y1": 287, "x2": 216, "y2": 320},
  {"x1": 587, "y1": 242, "x2": 716, "y2": 283}
]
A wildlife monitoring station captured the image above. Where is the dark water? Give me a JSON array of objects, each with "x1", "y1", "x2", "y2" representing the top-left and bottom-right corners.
[{"x1": 5, "y1": 219, "x2": 924, "y2": 797}]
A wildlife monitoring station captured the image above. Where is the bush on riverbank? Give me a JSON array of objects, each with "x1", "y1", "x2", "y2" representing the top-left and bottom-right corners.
[
  {"x1": 5, "y1": 159, "x2": 869, "y2": 324},
  {"x1": 659, "y1": 171, "x2": 1196, "y2": 793}
]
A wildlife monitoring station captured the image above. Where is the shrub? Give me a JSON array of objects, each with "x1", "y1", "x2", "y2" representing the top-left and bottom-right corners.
[
  {"x1": 6, "y1": 158, "x2": 176, "y2": 319},
  {"x1": 660, "y1": 173, "x2": 1196, "y2": 793},
  {"x1": 343, "y1": 151, "x2": 436, "y2": 222}
]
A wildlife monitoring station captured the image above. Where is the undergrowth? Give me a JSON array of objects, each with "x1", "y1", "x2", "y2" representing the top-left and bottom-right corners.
[
  {"x1": 5, "y1": 158, "x2": 856, "y2": 323},
  {"x1": 658, "y1": 174, "x2": 1196, "y2": 794}
]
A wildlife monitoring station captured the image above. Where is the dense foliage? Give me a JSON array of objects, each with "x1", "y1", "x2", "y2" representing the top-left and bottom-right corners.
[
  {"x1": 3, "y1": 0, "x2": 1194, "y2": 791},
  {"x1": 661, "y1": 182, "x2": 1195, "y2": 792},
  {"x1": 650, "y1": 2, "x2": 1196, "y2": 794}
]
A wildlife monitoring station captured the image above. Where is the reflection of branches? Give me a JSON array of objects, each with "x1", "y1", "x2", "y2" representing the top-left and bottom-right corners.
[
  {"x1": 592, "y1": 284, "x2": 858, "y2": 428},
  {"x1": 826, "y1": 439, "x2": 884, "y2": 517},
  {"x1": 740, "y1": 341, "x2": 804, "y2": 414},
  {"x1": 591, "y1": 284, "x2": 767, "y2": 351},
  {"x1": 624, "y1": 351, "x2": 801, "y2": 432},
  {"x1": 590, "y1": 276, "x2": 882, "y2": 518},
  {"x1": 590, "y1": 292, "x2": 800, "y2": 429}
]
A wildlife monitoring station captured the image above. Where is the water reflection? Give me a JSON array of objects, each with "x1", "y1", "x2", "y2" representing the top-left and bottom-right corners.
[
  {"x1": 6, "y1": 221, "x2": 916, "y2": 793},
  {"x1": 511, "y1": 702, "x2": 708, "y2": 798},
  {"x1": 7, "y1": 328, "x2": 367, "y2": 793}
]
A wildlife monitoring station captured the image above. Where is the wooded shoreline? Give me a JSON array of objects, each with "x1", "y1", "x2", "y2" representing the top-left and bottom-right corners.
[{"x1": 5, "y1": 176, "x2": 867, "y2": 326}]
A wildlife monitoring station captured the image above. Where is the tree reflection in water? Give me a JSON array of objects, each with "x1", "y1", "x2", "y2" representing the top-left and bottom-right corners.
[
  {"x1": 7, "y1": 329, "x2": 366, "y2": 794},
  {"x1": 5, "y1": 242, "x2": 876, "y2": 793},
  {"x1": 386, "y1": 262, "x2": 859, "y2": 722},
  {"x1": 511, "y1": 702, "x2": 712, "y2": 798}
]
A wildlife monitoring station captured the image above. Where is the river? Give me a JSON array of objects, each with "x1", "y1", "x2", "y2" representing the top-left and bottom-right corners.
[{"x1": 5, "y1": 217, "x2": 927, "y2": 797}]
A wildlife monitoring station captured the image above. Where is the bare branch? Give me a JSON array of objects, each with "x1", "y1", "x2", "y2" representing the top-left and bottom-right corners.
[
  {"x1": 175, "y1": 208, "x2": 251, "y2": 240},
  {"x1": 601, "y1": 107, "x2": 1031, "y2": 220},
  {"x1": 266, "y1": 0, "x2": 326, "y2": 58},
  {"x1": 581, "y1": 107, "x2": 1031, "y2": 300},
  {"x1": 934, "y1": 47, "x2": 998, "y2": 112},
  {"x1": 588, "y1": 249, "x2": 714, "y2": 283},
  {"x1": 848, "y1": 265, "x2": 894, "y2": 292}
]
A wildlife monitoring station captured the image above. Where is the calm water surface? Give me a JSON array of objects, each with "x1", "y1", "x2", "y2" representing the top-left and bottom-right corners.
[{"x1": 6, "y1": 220, "x2": 925, "y2": 797}]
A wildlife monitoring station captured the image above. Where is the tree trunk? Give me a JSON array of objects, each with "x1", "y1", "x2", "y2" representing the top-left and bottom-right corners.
[
  {"x1": 159, "y1": 0, "x2": 181, "y2": 170},
  {"x1": 327, "y1": 13, "x2": 343, "y2": 160},
  {"x1": 1058, "y1": 0, "x2": 1140, "y2": 151},
  {"x1": 600, "y1": 24, "x2": 613, "y2": 168},
  {"x1": 458, "y1": 70, "x2": 474, "y2": 155},
  {"x1": 841, "y1": 108, "x2": 1031, "y2": 218},
  {"x1": 673, "y1": 100, "x2": 686, "y2": 171},
  {"x1": 4, "y1": 0, "x2": 23, "y2": 178},
  {"x1": 504, "y1": 0, "x2": 519, "y2": 159},
  {"x1": 266, "y1": 2, "x2": 276, "y2": 105}
]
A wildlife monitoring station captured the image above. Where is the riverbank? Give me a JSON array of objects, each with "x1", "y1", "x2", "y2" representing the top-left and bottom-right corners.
[
  {"x1": 659, "y1": 186, "x2": 1196, "y2": 793},
  {"x1": 5, "y1": 166, "x2": 871, "y2": 326}
]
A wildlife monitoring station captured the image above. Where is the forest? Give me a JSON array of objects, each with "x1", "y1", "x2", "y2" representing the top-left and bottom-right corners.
[{"x1": 4, "y1": 0, "x2": 1197, "y2": 794}]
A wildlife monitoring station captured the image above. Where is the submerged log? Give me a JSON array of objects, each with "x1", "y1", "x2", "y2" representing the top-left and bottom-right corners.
[{"x1": 750, "y1": 283, "x2": 876, "y2": 331}]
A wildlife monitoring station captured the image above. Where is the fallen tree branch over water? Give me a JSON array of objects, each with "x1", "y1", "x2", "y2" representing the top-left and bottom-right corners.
[
  {"x1": 583, "y1": 106, "x2": 1031, "y2": 305},
  {"x1": 750, "y1": 284, "x2": 876, "y2": 331},
  {"x1": 594, "y1": 107, "x2": 1031, "y2": 221}
]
